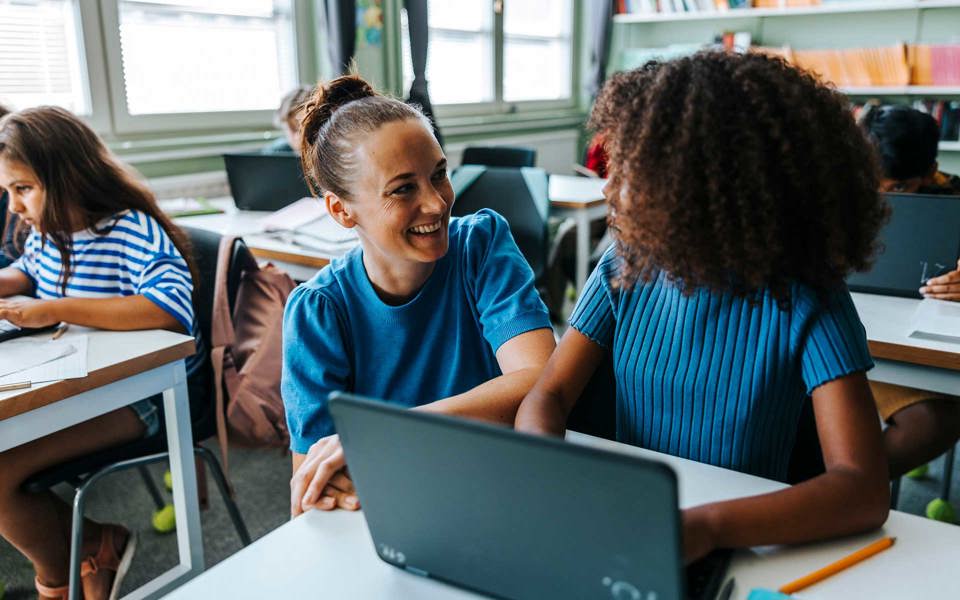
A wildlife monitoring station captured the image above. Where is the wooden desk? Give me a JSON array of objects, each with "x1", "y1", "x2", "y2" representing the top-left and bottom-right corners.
[
  {"x1": 851, "y1": 292, "x2": 960, "y2": 396},
  {"x1": 174, "y1": 198, "x2": 346, "y2": 281},
  {"x1": 165, "y1": 431, "x2": 960, "y2": 599},
  {"x1": 548, "y1": 175, "x2": 607, "y2": 292},
  {"x1": 0, "y1": 328, "x2": 202, "y2": 600}
]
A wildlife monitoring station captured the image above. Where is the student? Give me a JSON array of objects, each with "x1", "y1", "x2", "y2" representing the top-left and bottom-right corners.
[
  {"x1": 263, "y1": 84, "x2": 314, "y2": 155},
  {"x1": 0, "y1": 107, "x2": 202, "y2": 600},
  {"x1": 861, "y1": 104, "x2": 960, "y2": 478},
  {"x1": 515, "y1": 52, "x2": 891, "y2": 562},
  {"x1": 862, "y1": 104, "x2": 960, "y2": 195},
  {"x1": 0, "y1": 102, "x2": 24, "y2": 268},
  {"x1": 283, "y1": 75, "x2": 556, "y2": 516}
]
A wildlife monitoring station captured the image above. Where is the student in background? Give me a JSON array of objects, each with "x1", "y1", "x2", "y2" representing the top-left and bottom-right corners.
[
  {"x1": 861, "y1": 104, "x2": 960, "y2": 479},
  {"x1": 0, "y1": 107, "x2": 203, "y2": 600},
  {"x1": 283, "y1": 75, "x2": 555, "y2": 517},
  {"x1": 515, "y1": 52, "x2": 890, "y2": 562},
  {"x1": 263, "y1": 84, "x2": 314, "y2": 155},
  {"x1": 0, "y1": 102, "x2": 24, "y2": 268}
]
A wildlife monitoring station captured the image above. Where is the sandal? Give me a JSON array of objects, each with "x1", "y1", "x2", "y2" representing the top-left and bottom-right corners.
[
  {"x1": 81, "y1": 524, "x2": 138, "y2": 600},
  {"x1": 34, "y1": 576, "x2": 69, "y2": 600}
]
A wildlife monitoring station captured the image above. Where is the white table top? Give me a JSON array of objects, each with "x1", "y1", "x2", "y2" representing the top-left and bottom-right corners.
[
  {"x1": 0, "y1": 327, "x2": 195, "y2": 419},
  {"x1": 166, "y1": 432, "x2": 960, "y2": 600},
  {"x1": 851, "y1": 292, "x2": 960, "y2": 358},
  {"x1": 548, "y1": 174, "x2": 607, "y2": 207}
]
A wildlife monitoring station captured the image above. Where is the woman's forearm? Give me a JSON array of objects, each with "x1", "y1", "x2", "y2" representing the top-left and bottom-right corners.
[
  {"x1": 419, "y1": 366, "x2": 543, "y2": 425},
  {"x1": 0, "y1": 268, "x2": 33, "y2": 297},
  {"x1": 47, "y1": 296, "x2": 184, "y2": 332},
  {"x1": 513, "y1": 387, "x2": 571, "y2": 436},
  {"x1": 691, "y1": 466, "x2": 890, "y2": 550}
]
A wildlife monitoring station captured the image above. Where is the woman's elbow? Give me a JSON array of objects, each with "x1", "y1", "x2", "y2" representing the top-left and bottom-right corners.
[{"x1": 849, "y1": 471, "x2": 891, "y2": 531}]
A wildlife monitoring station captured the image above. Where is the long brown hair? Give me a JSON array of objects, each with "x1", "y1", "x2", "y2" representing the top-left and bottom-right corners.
[{"x1": 0, "y1": 107, "x2": 197, "y2": 294}]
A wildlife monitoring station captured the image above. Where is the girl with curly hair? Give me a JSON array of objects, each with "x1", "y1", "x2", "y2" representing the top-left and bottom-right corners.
[{"x1": 516, "y1": 51, "x2": 891, "y2": 562}]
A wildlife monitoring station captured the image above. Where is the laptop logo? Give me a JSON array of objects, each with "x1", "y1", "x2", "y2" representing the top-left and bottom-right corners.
[
  {"x1": 602, "y1": 577, "x2": 657, "y2": 600},
  {"x1": 379, "y1": 543, "x2": 406, "y2": 565}
]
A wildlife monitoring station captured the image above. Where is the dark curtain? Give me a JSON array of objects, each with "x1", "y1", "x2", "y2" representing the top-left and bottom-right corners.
[
  {"x1": 587, "y1": 0, "x2": 615, "y2": 99},
  {"x1": 322, "y1": 0, "x2": 357, "y2": 76},
  {"x1": 404, "y1": 0, "x2": 444, "y2": 147}
]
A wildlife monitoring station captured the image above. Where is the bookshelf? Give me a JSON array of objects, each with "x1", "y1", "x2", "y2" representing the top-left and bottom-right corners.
[{"x1": 609, "y1": 1, "x2": 960, "y2": 169}]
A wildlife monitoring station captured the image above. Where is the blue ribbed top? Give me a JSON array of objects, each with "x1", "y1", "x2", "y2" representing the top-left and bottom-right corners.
[{"x1": 571, "y1": 247, "x2": 874, "y2": 480}]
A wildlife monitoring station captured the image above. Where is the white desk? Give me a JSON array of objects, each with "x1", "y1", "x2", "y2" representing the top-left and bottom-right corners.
[
  {"x1": 0, "y1": 328, "x2": 201, "y2": 600},
  {"x1": 548, "y1": 175, "x2": 607, "y2": 292},
  {"x1": 851, "y1": 292, "x2": 960, "y2": 395},
  {"x1": 166, "y1": 431, "x2": 960, "y2": 600}
]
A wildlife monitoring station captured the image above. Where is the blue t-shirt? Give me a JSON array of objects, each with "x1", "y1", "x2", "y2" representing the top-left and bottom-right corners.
[
  {"x1": 282, "y1": 209, "x2": 551, "y2": 453},
  {"x1": 571, "y1": 246, "x2": 874, "y2": 481}
]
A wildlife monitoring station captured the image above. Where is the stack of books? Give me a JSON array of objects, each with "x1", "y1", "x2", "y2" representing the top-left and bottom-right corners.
[
  {"x1": 616, "y1": 0, "x2": 820, "y2": 14},
  {"x1": 788, "y1": 44, "x2": 911, "y2": 87},
  {"x1": 909, "y1": 44, "x2": 960, "y2": 86}
]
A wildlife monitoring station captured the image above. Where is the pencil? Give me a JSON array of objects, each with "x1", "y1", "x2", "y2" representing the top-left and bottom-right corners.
[
  {"x1": 779, "y1": 537, "x2": 896, "y2": 594},
  {"x1": 0, "y1": 381, "x2": 31, "y2": 392},
  {"x1": 52, "y1": 323, "x2": 69, "y2": 340}
]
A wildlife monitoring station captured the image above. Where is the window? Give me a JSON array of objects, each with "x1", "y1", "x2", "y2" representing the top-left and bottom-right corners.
[
  {"x1": 0, "y1": 0, "x2": 89, "y2": 114},
  {"x1": 114, "y1": 0, "x2": 297, "y2": 116},
  {"x1": 401, "y1": 0, "x2": 574, "y2": 111}
]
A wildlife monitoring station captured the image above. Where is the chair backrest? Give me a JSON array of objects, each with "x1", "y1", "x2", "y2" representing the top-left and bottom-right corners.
[
  {"x1": 180, "y1": 227, "x2": 255, "y2": 440},
  {"x1": 451, "y1": 165, "x2": 549, "y2": 280},
  {"x1": 461, "y1": 145, "x2": 536, "y2": 168}
]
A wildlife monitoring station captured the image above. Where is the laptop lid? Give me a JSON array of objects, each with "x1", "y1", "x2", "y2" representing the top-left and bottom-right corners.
[
  {"x1": 847, "y1": 192, "x2": 960, "y2": 298},
  {"x1": 223, "y1": 152, "x2": 312, "y2": 211},
  {"x1": 329, "y1": 392, "x2": 687, "y2": 600}
]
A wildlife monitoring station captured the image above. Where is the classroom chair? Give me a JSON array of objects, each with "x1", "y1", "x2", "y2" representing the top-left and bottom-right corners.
[
  {"x1": 451, "y1": 165, "x2": 550, "y2": 282},
  {"x1": 461, "y1": 145, "x2": 537, "y2": 168},
  {"x1": 20, "y1": 228, "x2": 253, "y2": 591}
]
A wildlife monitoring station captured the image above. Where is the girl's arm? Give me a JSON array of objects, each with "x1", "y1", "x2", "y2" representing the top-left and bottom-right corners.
[
  {"x1": 683, "y1": 372, "x2": 889, "y2": 562},
  {"x1": 418, "y1": 327, "x2": 558, "y2": 424},
  {"x1": 0, "y1": 267, "x2": 33, "y2": 298},
  {"x1": 0, "y1": 295, "x2": 185, "y2": 333},
  {"x1": 514, "y1": 327, "x2": 607, "y2": 436}
]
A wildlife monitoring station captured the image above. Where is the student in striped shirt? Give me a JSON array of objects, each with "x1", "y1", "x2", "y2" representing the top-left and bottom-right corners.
[
  {"x1": 516, "y1": 52, "x2": 891, "y2": 562},
  {"x1": 0, "y1": 107, "x2": 202, "y2": 600}
]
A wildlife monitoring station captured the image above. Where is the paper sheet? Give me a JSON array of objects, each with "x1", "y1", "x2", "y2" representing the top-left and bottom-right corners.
[
  {"x1": 908, "y1": 299, "x2": 960, "y2": 344},
  {"x1": 0, "y1": 335, "x2": 89, "y2": 384}
]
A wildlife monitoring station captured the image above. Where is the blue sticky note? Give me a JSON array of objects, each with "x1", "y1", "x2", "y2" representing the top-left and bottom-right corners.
[{"x1": 747, "y1": 589, "x2": 793, "y2": 600}]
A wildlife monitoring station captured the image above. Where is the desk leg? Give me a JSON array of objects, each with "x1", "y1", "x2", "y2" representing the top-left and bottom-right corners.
[
  {"x1": 163, "y1": 361, "x2": 204, "y2": 585},
  {"x1": 575, "y1": 211, "x2": 591, "y2": 293}
]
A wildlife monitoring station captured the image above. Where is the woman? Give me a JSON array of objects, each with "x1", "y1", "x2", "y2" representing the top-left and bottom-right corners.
[{"x1": 282, "y1": 75, "x2": 556, "y2": 516}]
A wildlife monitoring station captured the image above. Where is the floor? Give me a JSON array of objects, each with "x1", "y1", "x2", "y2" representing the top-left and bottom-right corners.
[{"x1": 0, "y1": 439, "x2": 957, "y2": 598}]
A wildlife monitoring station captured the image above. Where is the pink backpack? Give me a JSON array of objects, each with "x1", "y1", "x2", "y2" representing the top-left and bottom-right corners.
[{"x1": 210, "y1": 236, "x2": 296, "y2": 473}]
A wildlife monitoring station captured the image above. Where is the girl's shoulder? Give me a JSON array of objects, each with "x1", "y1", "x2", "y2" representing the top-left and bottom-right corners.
[{"x1": 89, "y1": 210, "x2": 172, "y2": 251}]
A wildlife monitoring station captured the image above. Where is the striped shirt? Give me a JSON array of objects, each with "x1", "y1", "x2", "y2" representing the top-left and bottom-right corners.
[
  {"x1": 12, "y1": 210, "x2": 201, "y2": 373},
  {"x1": 571, "y1": 247, "x2": 873, "y2": 481}
]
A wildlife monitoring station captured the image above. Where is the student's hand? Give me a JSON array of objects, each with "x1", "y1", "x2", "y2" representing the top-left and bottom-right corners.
[
  {"x1": 289, "y1": 434, "x2": 359, "y2": 517},
  {"x1": 0, "y1": 298, "x2": 60, "y2": 328},
  {"x1": 681, "y1": 506, "x2": 718, "y2": 564},
  {"x1": 919, "y1": 259, "x2": 960, "y2": 301}
]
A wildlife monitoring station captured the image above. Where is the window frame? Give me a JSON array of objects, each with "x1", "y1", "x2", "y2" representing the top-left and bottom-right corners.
[{"x1": 403, "y1": 0, "x2": 579, "y2": 120}]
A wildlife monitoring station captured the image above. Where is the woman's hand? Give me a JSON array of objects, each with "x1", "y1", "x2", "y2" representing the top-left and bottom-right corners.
[
  {"x1": 920, "y1": 259, "x2": 960, "y2": 301},
  {"x1": 682, "y1": 506, "x2": 718, "y2": 564},
  {"x1": 289, "y1": 434, "x2": 359, "y2": 517},
  {"x1": 0, "y1": 298, "x2": 60, "y2": 328}
]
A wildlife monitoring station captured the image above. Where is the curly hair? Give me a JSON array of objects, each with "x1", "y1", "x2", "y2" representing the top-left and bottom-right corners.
[{"x1": 590, "y1": 51, "x2": 888, "y2": 304}]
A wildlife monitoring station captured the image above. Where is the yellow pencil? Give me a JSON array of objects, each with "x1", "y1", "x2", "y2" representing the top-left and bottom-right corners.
[{"x1": 779, "y1": 537, "x2": 896, "y2": 594}]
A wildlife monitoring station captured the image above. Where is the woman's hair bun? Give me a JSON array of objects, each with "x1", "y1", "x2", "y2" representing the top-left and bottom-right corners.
[{"x1": 300, "y1": 74, "x2": 377, "y2": 156}]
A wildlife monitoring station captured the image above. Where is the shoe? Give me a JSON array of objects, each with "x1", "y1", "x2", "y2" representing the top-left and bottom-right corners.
[
  {"x1": 905, "y1": 464, "x2": 929, "y2": 479},
  {"x1": 81, "y1": 524, "x2": 138, "y2": 600}
]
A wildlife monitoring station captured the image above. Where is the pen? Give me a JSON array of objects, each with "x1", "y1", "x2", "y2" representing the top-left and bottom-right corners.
[
  {"x1": 0, "y1": 381, "x2": 32, "y2": 392},
  {"x1": 778, "y1": 536, "x2": 896, "y2": 594},
  {"x1": 717, "y1": 577, "x2": 735, "y2": 600},
  {"x1": 52, "y1": 323, "x2": 69, "y2": 340}
]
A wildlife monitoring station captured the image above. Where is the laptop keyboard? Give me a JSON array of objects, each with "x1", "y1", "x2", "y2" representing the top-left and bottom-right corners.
[{"x1": 685, "y1": 549, "x2": 732, "y2": 600}]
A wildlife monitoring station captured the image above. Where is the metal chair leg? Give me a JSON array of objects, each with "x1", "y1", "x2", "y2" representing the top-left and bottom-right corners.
[
  {"x1": 940, "y1": 444, "x2": 956, "y2": 502},
  {"x1": 68, "y1": 479, "x2": 91, "y2": 600},
  {"x1": 137, "y1": 465, "x2": 167, "y2": 510},
  {"x1": 195, "y1": 446, "x2": 251, "y2": 546},
  {"x1": 890, "y1": 476, "x2": 902, "y2": 510}
]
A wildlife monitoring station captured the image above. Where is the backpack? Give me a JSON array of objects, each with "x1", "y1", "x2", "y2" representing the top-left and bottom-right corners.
[{"x1": 210, "y1": 236, "x2": 297, "y2": 474}]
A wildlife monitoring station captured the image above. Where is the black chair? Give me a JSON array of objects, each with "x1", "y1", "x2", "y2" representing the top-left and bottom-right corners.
[
  {"x1": 451, "y1": 166, "x2": 550, "y2": 281},
  {"x1": 22, "y1": 227, "x2": 253, "y2": 593},
  {"x1": 461, "y1": 146, "x2": 536, "y2": 168}
]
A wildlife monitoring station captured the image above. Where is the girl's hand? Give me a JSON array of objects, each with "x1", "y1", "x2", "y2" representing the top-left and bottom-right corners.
[
  {"x1": 682, "y1": 506, "x2": 718, "y2": 564},
  {"x1": 0, "y1": 298, "x2": 60, "y2": 328},
  {"x1": 920, "y1": 259, "x2": 960, "y2": 301},
  {"x1": 289, "y1": 434, "x2": 359, "y2": 517}
]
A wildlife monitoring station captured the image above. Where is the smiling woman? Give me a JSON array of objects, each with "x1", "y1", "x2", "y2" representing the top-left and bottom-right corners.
[{"x1": 282, "y1": 75, "x2": 556, "y2": 517}]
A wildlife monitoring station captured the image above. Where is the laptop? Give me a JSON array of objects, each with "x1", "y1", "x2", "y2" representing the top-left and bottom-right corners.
[
  {"x1": 847, "y1": 192, "x2": 960, "y2": 298},
  {"x1": 0, "y1": 320, "x2": 56, "y2": 343},
  {"x1": 222, "y1": 152, "x2": 313, "y2": 211},
  {"x1": 329, "y1": 392, "x2": 731, "y2": 600}
]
